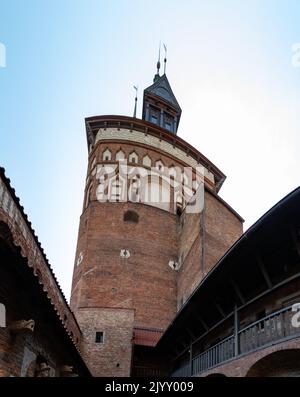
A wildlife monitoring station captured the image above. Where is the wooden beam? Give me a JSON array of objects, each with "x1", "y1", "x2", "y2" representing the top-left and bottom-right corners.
[
  {"x1": 171, "y1": 345, "x2": 190, "y2": 363},
  {"x1": 176, "y1": 333, "x2": 190, "y2": 351},
  {"x1": 257, "y1": 256, "x2": 272, "y2": 289},
  {"x1": 185, "y1": 327, "x2": 196, "y2": 340},
  {"x1": 230, "y1": 278, "x2": 246, "y2": 304},
  {"x1": 290, "y1": 224, "x2": 300, "y2": 258},
  {"x1": 215, "y1": 302, "x2": 226, "y2": 318},
  {"x1": 195, "y1": 314, "x2": 209, "y2": 331},
  {"x1": 181, "y1": 339, "x2": 190, "y2": 352}
]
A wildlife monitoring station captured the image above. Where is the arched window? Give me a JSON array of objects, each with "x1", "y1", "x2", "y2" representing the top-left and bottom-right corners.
[
  {"x1": 163, "y1": 113, "x2": 174, "y2": 132},
  {"x1": 128, "y1": 177, "x2": 140, "y2": 202},
  {"x1": 142, "y1": 155, "x2": 151, "y2": 167},
  {"x1": 168, "y1": 166, "x2": 176, "y2": 178},
  {"x1": 102, "y1": 148, "x2": 111, "y2": 161},
  {"x1": 155, "y1": 160, "x2": 164, "y2": 172},
  {"x1": 129, "y1": 151, "x2": 138, "y2": 164},
  {"x1": 116, "y1": 149, "x2": 125, "y2": 161},
  {"x1": 123, "y1": 210, "x2": 139, "y2": 223}
]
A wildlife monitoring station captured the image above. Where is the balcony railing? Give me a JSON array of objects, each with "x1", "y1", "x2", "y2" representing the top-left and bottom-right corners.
[
  {"x1": 171, "y1": 304, "x2": 300, "y2": 376},
  {"x1": 192, "y1": 335, "x2": 234, "y2": 375}
]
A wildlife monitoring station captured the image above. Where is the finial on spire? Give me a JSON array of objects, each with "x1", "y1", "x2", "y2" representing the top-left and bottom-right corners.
[
  {"x1": 163, "y1": 43, "x2": 167, "y2": 74},
  {"x1": 133, "y1": 85, "x2": 138, "y2": 118},
  {"x1": 157, "y1": 41, "x2": 161, "y2": 75}
]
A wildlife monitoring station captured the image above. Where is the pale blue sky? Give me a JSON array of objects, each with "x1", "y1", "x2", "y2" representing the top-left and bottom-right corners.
[{"x1": 0, "y1": 0, "x2": 299, "y2": 299}]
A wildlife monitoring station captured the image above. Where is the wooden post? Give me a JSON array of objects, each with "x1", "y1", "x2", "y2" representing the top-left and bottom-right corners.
[{"x1": 189, "y1": 343, "x2": 193, "y2": 376}]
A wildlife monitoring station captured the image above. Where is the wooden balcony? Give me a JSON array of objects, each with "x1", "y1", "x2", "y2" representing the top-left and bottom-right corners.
[{"x1": 171, "y1": 304, "x2": 300, "y2": 376}]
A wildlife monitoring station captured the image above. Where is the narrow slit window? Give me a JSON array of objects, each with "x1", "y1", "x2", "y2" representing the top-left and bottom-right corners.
[{"x1": 95, "y1": 331, "x2": 104, "y2": 343}]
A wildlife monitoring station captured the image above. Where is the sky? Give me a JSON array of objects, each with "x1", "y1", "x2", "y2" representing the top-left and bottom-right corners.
[{"x1": 0, "y1": 0, "x2": 299, "y2": 300}]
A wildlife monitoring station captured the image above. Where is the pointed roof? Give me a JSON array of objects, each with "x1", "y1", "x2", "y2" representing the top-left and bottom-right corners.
[{"x1": 144, "y1": 74, "x2": 181, "y2": 111}]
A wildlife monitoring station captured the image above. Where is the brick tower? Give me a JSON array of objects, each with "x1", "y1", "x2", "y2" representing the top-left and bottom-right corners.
[{"x1": 70, "y1": 58, "x2": 244, "y2": 376}]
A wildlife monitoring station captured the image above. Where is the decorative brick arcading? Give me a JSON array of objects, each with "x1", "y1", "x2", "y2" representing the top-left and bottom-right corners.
[{"x1": 95, "y1": 128, "x2": 215, "y2": 183}]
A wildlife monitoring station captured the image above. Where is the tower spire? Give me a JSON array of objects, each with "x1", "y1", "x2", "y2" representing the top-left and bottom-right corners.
[
  {"x1": 154, "y1": 42, "x2": 161, "y2": 82},
  {"x1": 163, "y1": 43, "x2": 167, "y2": 74},
  {"x1": 157, "y1": 41, "x2": 161, "y2": 74},
  {"x1": 142, "y1": 45, "x2": 182, "y2": 134},
  {"x1": 133, "y1": 85, "x2": 138, "y2": 118}
]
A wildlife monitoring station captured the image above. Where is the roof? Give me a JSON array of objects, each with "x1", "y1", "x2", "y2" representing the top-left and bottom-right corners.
[
  {"x1": 157, "y1": 185, "x2": 300, "y2": 353},
  {"x1": 144, "y1": 74, "x2": 181, "y2": 111},
  {"x1": 0, "y1": 167, "x2": 91, "y2": 374}
]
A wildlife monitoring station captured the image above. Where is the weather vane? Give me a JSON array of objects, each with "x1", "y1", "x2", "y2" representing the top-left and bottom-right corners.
[
  {"x1": 163, "y1": 43, "x2": 167, "y2": 74},
  {"x1": 133, "y1": 85, "x2": 138, "y2": 118},
  {"x1": 157, "y1": 41, "x2": 161, "y2": 75}
]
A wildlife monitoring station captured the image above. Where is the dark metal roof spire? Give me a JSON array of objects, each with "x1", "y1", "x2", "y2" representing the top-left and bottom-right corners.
[
  {"x1": 163, "y1": 43, "x2": 167, "y2": 74},
  {"x1": 133, "y1": 85, "x2": 138, "y2": 118},
  {"x1": 154, "y1": 42, "x2": 161, "y2": 82},
  {"x1": 143, "y1": 45, "x2": 182, "y2": 133}
]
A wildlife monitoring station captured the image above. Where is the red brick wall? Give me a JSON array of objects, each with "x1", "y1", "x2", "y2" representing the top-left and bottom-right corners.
[
  {"x1": 71, "y1": 201, "x2": 178, "y2": 329},
  {"x1": 204, "y1": 191, "x2": 243, "y2": 275},
  {"x1": 76, "y1": 308, "x2": 134, "y2": 377},
  {"x1": 177, "y1": 210, "x2": 201, "y2": 307},
  {"x1": 70, "y1": 200, "x2": 179, "y2": 376},
  {"x1": 71, "y1": 137, "x2": 243, "y2": 376},
  {"x1": 176, "y1": 190, "x2": 243, "y2": 309}
]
